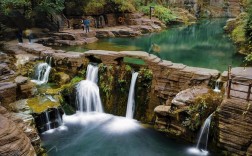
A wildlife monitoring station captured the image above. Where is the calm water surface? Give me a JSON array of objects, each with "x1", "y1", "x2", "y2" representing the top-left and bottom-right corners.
[{"x1": 55, "y1": 19, "x2": 244, "y2": 71}]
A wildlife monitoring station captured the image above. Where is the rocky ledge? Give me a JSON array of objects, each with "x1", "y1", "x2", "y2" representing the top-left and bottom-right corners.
[{"x1": 0, "y1": 106, "x2": 38, "y2": 156}]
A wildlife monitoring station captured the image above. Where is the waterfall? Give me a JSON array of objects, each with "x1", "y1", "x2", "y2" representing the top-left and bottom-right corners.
[
  {"x1": 126, "y1": 72, "x2": 139, "y2": 119},
  {"x1": 213, "y1": 78, "x2": 221, "y2": 93},
  {"x1": 32, "y1": 56, "x2": 52, "y2": 85},
  {"x1": 86, "y1": 64, "x2": 99, "y2": 83},
  {"x1": 45, "y1": 111, "x2": 51, "y2": 130},
  {"x1": 196, "y1": 114, "x2": 213, "y2": 151},
  {"x1": 76, "y1": 64, "x2": 103, "y2": 112},
  {"x1": 56, "y1": 109, "x2": 63, "y2": 126},
  {"x1": 188, "y1": 113, "x2": 213, "y2": 155}
]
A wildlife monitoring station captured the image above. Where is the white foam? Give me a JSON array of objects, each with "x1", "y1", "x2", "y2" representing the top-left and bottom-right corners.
[
  {"x1": 103, "y1": 116, "x2": 141, "y2": 133},
  {"x1": 187, "y1": 148, "x2": 209, "y2": 156}
]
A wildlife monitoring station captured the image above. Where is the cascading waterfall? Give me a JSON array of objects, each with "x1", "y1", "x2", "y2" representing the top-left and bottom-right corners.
[
  {"x1": 196, "y1": 113, "x2": 213, "y2": 151},
  {"x1": 188, "y1": 113, "x2": 213, "y2": 155},
  {"x1": 86, "y1": 64, "x2": 99, "y2": 83},
  {"x1": 32, "y1": 56, "x2": 52, "y2": 85},
  {"x1": 126, "y1": 72, "x2": 139, "y2": 119},
  {"x1": 76, "y1": 64, "x2": 103, "y2": 112}
]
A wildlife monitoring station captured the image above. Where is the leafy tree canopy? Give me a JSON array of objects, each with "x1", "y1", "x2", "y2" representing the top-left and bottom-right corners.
[
  {"x1": 84, "y1": 0, "x2": 139, "y2": 15},
  {"x1": 0, "y1": 0, "x2": 64, "y2": 18}
]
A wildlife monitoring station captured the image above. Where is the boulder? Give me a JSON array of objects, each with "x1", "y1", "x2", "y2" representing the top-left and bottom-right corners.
[
  {"x1": 154, "y1": 105, "x2": 171, "y2": 116},
  {"x1": 54, "y1": 72, "x2": 70, "y2": 85},
  {"x1": 96, "y1": 31, "x2": 115, "y2": 38},
  {"x1": 172, "y1": 86, "x2": 210, "y2": 107},
  {"x1": 0, "y1": 115, "x2": 36, "y2": 156},
  {"x1": 15, "y1": 76, "x2": 28, "y2": 85},
  {"x1": 0, "y1": 82, "x2": 17, "y2": 107}
]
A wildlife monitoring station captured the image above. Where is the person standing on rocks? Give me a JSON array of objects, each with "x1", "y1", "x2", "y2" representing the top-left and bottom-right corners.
[
  {"x1": 84, "y1": 18, "x2": 90, "y2": 33},
  {"x1": 16, "y1": 28, "x2": 23, "y2": 44}
]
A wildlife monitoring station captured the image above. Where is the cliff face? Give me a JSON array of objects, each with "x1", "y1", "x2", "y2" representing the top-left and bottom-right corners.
[
  {"x1": 0, "y1": 106, "x2": 36, "y2": 156},
  {"x1": 167, "y1": 0, "x2": 243, "y2": 17}
]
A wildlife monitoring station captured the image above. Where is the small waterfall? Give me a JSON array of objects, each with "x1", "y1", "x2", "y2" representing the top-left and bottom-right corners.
[
  {"x1": 196, "y1": 114, "x2": 213, "y2": 151},
  {"x1": 86, "y1": 64, "x2": 99, "y2": 83},
  {"x1": 188, "y1": 114, "x2": 213, "y2": 155},
  {"x1": 76, "y1": 64, "x2": 103, "y2": 112},
  {"x1": 56, "y1": 109, "x2": 63, "y2": 126},
  {"x1": 213, "y1": 78, "x2": 221, "y2": 93},
  {"x1": 126, "y1": 72, "x2": 139, "y2": 119},
  {"x1": 32, "y1": 56, "x2": 52, "y2": 85},
  {"x1": 45, "y1": 111, "x2": 51, "y2": 130}
]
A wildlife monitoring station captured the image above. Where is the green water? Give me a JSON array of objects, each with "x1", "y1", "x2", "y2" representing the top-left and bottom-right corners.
[
  {"x1": 55, "y1": 19, "x2": 244, "y2": 71},
  {"x1": 41, "y1": 113, "x2": 217, "y2": 156}
]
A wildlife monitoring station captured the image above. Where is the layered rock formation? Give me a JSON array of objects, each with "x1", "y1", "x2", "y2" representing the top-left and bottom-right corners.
[
  {"x1": 215, "y1": 67, "x2": 252, "y2": 155},
  {"x1": 0, "y1": 106, "x2": 37, "y2": 156},
  {"x1": 4, "y1": 42, "x2": 220, "y2": 123},
  {"x1": 154, "y1": 86, "x2": 223, "y2": 141},
  {"x1": 216, "y1": 98, "x2": 252, "y2": 156}
]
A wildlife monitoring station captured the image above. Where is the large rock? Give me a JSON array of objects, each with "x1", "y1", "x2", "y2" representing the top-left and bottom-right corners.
[
  {"x1": 15, "y1": 76, "x2": 36, "y2": 99},
  {"x1": 0, "y1": 106, "x2": 36, "y2": 156},
  {"x1": 172, "y1": 86, "x2": 209, "y2": 107},
  {"x1": 2, "y1": 101, "x2": 42, "y2": 154},
  {"x1": 54, "y1": 72, "x2": 70, "y2": 85},
  {"x1": 0, "y1": 82, "x2": 17, "y2": 107},
  {"x1": 154, "y1": 105, "x2": 171, "y2": 116}
]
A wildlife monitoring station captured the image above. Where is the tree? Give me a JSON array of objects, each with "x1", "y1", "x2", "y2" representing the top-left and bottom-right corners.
[
  {"x1": 0, "y1": 0, "x2": 64, "y2": 18},
  {"x1": 84, "y1": 0, "x2": 138, "y2": 15}
]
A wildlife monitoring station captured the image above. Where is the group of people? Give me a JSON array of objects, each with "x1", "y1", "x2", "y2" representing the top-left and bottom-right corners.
[
  {"x1": 81, "y1": 18, "x2": 90, "y2": 33},
  {"x1": 16, "y1": 28, "x2": 33, "y2": 44}
]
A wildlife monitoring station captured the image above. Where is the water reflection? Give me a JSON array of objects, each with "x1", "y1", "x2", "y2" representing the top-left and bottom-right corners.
[{"x1": 54, "y1": 19, "x2": 244, "y2": 71}]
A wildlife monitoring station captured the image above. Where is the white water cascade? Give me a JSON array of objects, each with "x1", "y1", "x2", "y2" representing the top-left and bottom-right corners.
[
  {"x1": 213, "y1": 78, "x2": 221, "y2": 93},
  {"x1": 32, "y1": 56, "x2": 52, "y2": 85},
  {"x1": 45, "y1": 111, "x2": 51, "y2": 130},
  {"x1": 56, "y1": 109, "x2": 63, "y2": 126},
  {"x1": 76, "y1": 64, "x2": 103, "y2": 112},
  {"x1": 188, "y1": 113, "x2": 213, "y2": 155},
  {"x1": 126, "y1": 72, "x2": 139, "y2": 119}
]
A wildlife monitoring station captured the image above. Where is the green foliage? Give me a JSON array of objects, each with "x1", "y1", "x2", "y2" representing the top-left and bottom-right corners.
[
  {"x1": 84, "y1": 0, "x2": 137, "y2": 14},
  {"x1": 0, "y1": 0, "x2": 29, "y2": 14},
  {"x1": 182, "y1": 91, "x2": 223, "y2": 131},
  {"x1": 70, "y1": 76, "x2": 83, "y2": 84},
  {"x1": 99, "y1": 64, "x2": 114, "y2": 98},
  {"x1": 0, "y1": 0, "x2": 64, "y2": 18},
  {"x1": 34, "y1": 0, "x2": 64, "y2": 14},
  {"x1": 113, "y1": 0, "x2": 136, "y2": 12},
  {"x1": 232, "y1": 24, "x2": 246, "y2": 43},
  {"x1": 139, "y1": 4, "x2": 177, "y2": 24},
  {"x1": 84, "y1": 0, "x2": 105, "y2": 14},
  {"x1": 245, "y1": 53, "x2": 252, "y2": 65},
  {"x1": 125, "y1": 65, "x2": 132, "y2": 72}
]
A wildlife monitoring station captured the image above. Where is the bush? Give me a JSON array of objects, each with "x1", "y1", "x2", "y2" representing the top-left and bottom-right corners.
[{"x1": 139, "y1": 4, "x2": 177, "y2": 24}]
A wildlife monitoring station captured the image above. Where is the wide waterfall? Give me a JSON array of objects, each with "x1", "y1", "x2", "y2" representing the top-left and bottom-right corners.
[
  {"x1": 126, "y1": 72, "x2": 139, "y2": 119},
  {"x1": 76, "y1": 64, "x2": 103, "y2": 112},
  {"x1": 32, "y1": 56, "x2": 52, "y2": 85},
  {"x1": 188, "y1": 113, "x2": 213, "y2": 155}
]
